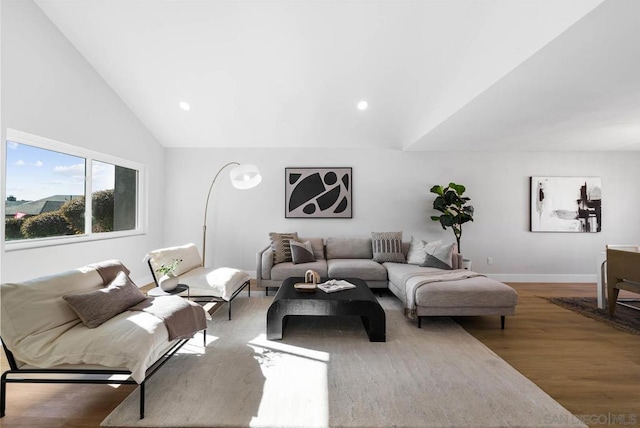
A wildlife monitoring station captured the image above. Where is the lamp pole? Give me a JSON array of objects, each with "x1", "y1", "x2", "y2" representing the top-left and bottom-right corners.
[{"x1": 202, "y1": 162, "x2": 240, "y2": 267}]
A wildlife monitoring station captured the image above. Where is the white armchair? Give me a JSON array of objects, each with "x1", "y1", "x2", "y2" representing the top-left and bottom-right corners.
[{"x1": 146, "y1": 243, "x2": 250, "y2": 319}]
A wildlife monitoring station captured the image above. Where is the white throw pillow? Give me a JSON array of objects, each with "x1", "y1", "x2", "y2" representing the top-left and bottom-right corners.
[
  {"x1": 406, "y1": 236, "x2": 427, "y2": 264},
  {"x1": 407, "y1": 237, "x2": 443, "y2": 265}
]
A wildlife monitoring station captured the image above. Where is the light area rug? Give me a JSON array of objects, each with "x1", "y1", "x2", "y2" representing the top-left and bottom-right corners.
[{"x1": 102, "y1": 295, "x2": 585, "y2": 428}]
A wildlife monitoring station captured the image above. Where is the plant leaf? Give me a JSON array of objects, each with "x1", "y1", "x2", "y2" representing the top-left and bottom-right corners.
[
  {"x1": 430, "y1": 185, "x2": 444, "y2": 196},
  {"x1": 449, "y1": 183, "x2": 465, "y2": 195}
]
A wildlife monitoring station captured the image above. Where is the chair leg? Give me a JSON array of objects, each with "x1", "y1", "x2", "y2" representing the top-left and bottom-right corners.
[
  {"x1": 608, "y1": 286, "x2": 621, "y2": 317},
  {"x1": 139, "y1": 382, "x2": 145, "y2": 419},
  {"x1": 418, "y1": 317, "x2": 422, "y2": 329},
  {"x1": 203, "y1": 329, "x2": 207, "y2": 347},
  {"x1": 228, "y1": 301, "x2": 231, "y2": 320},
  {"x1": 1, "y1": 371, "x2": 7, "y2": 417},
  {"x1": 501, "y1": 316, "x2": 505, "y2": 330}
]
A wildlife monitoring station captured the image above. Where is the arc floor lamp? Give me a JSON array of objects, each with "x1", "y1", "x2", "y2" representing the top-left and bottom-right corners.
[{"x1": 202, "y1": 162, "x2": 262, "y2": 267}]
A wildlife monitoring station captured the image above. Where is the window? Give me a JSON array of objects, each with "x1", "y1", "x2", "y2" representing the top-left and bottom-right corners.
[{"x1": 4, "y1": 129, "x2": 145, "y2": 248}]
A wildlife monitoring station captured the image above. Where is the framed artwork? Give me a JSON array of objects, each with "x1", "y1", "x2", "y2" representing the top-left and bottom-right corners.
[
  {"x1": 285, "y1": 167, "x2": 352, "y2": 218},
  {"x1": 530, "y1": 176, "x2": 601, "y2": 232}
]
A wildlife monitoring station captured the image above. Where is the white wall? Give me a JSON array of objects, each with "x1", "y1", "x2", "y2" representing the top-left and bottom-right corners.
[
  {"x1": 163, "y1": 148, "x2": 640, "y2": 282},
  {"x1": 2, "y1": 0, "x2": 638, "y2": 285},
  {"x1": 0, "y1": 0, "x2": 165, "y2": 283}
]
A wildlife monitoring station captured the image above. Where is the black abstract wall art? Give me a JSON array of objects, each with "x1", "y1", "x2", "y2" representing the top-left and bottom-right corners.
[
  {"x1": 530, "y1": 176, "x2": 601, "y2": 232},
  {"x1": 285, "y1": 168, "x2": 352, "y2": 218}
]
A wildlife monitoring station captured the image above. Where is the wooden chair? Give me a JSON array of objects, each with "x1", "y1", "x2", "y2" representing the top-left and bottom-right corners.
[{"x1": 607, "y1": 247, "x2": 640, "y2": 316}]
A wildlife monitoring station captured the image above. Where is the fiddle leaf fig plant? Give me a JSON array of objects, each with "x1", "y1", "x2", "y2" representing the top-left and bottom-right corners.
[{"x1": 430, "y1": 182, "x2": 474, "y2": 253}]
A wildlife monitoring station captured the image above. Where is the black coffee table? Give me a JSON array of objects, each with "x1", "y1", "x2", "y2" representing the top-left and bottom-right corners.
[{"x1": 266, "y1": 277, "x2": 386, "y2": 342}]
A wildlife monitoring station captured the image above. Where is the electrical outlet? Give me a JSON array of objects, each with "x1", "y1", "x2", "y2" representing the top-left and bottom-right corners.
[{"x1": 487, "y1": 257, "x2": 493, "y2": 265}]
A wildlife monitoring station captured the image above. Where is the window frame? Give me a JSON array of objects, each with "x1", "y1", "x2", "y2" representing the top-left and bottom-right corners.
[{"x1": 3, "y1": 129, "x2": 147, "y2": 251}]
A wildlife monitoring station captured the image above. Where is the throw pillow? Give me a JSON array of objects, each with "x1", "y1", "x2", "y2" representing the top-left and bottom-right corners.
[
  {"x1": 290, "y1": 240, "x2": 316, "y2": 264},
  {"x1": 371, "y1": 231, "x2": 406, "y2": 263},
  {"x1": 269, "y1": 232, "x2": 299, "y2": 264},
  {"x1": 421, "y1": 242, "x2": 456, "y2": 269},
  {"x1": 63, "y1": 271, "x2": 147, "y2": 328},
  {"x1": 406, "y1": 236, "x2": 427, "y2": 264},
  {"x1": 407, "y1": 237, "x2": 444, "y2": 265},
  {"x1": 421, "y1": 254, "x2": 453, "y2": 270}
]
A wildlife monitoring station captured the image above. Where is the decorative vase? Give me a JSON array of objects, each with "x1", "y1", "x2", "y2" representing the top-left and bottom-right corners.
[
  {"x1": 159, "y1": 274, "x2": 179, "y2": 292},
  {"x1": 462, "y1": 259, "x2": 472, "y2": 270}
]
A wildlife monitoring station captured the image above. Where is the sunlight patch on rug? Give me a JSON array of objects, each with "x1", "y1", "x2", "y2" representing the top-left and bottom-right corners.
[{"x1": 248, "y1": 334, "x2": 329, "y2": 427}]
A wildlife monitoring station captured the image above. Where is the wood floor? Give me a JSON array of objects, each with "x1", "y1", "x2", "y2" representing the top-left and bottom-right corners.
[{"x1": 2, "y1": 282, "x2": 639, "y2": 428}]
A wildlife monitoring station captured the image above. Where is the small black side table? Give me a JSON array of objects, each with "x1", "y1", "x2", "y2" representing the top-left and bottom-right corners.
[{"x1": 147, "y1": 284, "x2": 190, "y2": 299}]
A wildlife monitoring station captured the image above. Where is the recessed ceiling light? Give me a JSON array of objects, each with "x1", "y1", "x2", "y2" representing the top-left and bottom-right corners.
[
  {"x1": 179, "y1": 101, "x2": 191, "y2": 111},
  {"x1": 357, "y1": 100, "x2": 368, "y2": 111}
]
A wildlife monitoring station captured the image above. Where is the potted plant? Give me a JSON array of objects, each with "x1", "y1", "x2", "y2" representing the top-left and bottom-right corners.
[
  {"x1": 155, "y1": 258, "x2": 182, "y2": 292},
  {"x1": 430, "y1": 182, "x2": 474, "y2": 254}
]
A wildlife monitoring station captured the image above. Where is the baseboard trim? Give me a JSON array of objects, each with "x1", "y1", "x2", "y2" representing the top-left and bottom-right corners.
[{"x1": 484, "y1": 274, "x2": 596, "y2": 283}]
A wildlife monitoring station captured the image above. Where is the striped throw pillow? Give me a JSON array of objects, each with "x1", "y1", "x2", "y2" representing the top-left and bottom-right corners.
[
  {"x1": 269, "y1": 232, "x2": 299, "y2": 264},
  {"x1": 371, "y1": 231, "x2": 406, "y2": 263}
]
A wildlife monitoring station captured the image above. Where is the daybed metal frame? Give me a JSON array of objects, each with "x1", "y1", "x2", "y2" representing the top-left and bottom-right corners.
[{"x1": 1, "y1": 336, "x2": 188, "y2": 419}]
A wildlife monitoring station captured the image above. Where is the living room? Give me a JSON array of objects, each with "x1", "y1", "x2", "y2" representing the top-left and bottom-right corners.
[{"x1": 1, "y1": 0, "x2": 640, "y2": 427}]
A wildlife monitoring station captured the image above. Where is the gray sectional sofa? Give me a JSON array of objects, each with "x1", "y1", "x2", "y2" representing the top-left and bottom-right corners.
[
  {"x1": 257, "y1": 236, "x2": 518, "y2": 328},
  {"x1": 258, "y1": 237, "x2": 394, "y2": 291}
]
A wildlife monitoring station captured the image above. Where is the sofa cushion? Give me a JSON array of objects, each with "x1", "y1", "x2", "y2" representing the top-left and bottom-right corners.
[
  {"x1": 63, "y1": 271, "x2": 147, "y2": 328},
  {"x1": 146, "y1": 243, "x2": 202, "y2": 276},
  {"x1": 290, "y1": 240, "x2": 316, "y2": 264},
  {"x1": 371, "y1": 231, "x2": 406, "y2": 263},
  {"x1": 179, "y1": 266, "x2": 250, "y2": 300},
  {"x1": 326, "y1": 237, "x2": 372, "y2": 259},
  {"x1": 414, "y1": 276, "x2": 518, "y2": 309},
  {"x1": 19, "y1": 308, "x2": 174, "y2": 383},
  {"x1": 271, "y1": 260, "x2": 328, "y2": 281},
  {"x1": 327, "y1": 259, "x2": 388, "y2": 281},
  {"x1": 269, "y1": 232, "x2": 299, "y2": 264},
  {"x1": 384, "y1": 262, "x2": 443, "y2": 288},
  {"x1": 0, "y1": 267, "x2": 105, "y2": 353}
]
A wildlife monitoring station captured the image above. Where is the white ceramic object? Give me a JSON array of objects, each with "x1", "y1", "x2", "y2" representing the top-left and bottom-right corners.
[{"x1": 159, "y1": 274, "x2": 179, "y2": 292}]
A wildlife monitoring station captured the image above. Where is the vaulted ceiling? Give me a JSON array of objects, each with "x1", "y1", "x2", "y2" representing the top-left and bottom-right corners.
[{"x1": 35, "y1": 0, "x2": 640, "y2": 151}]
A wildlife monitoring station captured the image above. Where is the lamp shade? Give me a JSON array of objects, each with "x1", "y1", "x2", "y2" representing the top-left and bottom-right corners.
[{"x1": 229, "y1": 163, "x2": 262, "y2": 190}]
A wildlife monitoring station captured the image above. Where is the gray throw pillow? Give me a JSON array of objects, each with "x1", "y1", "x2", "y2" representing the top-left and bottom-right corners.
[
  {"x1": 422, "y1": 242, "x2": 456, "y2": 269},
  {"x1": 420, "y1": 254, "x2": 452, "y2": 270},
  {"x1": 63, "y1": 271, "x2": 147, "y2": 328},
  {"x1": 290, "y1": 240, "x2": 316, "y2": 264},
  {"x1": 371, "y1": 231, "x2": 406, "y2": 263},
  {"x1": 269, "y1": 232, "x2": 299, "y2": 264}
]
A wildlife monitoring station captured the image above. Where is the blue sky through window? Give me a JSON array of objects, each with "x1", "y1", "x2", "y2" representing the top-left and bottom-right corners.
[{"x1": 6, "y1": 141, "x2": 114, "y2": 201}]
